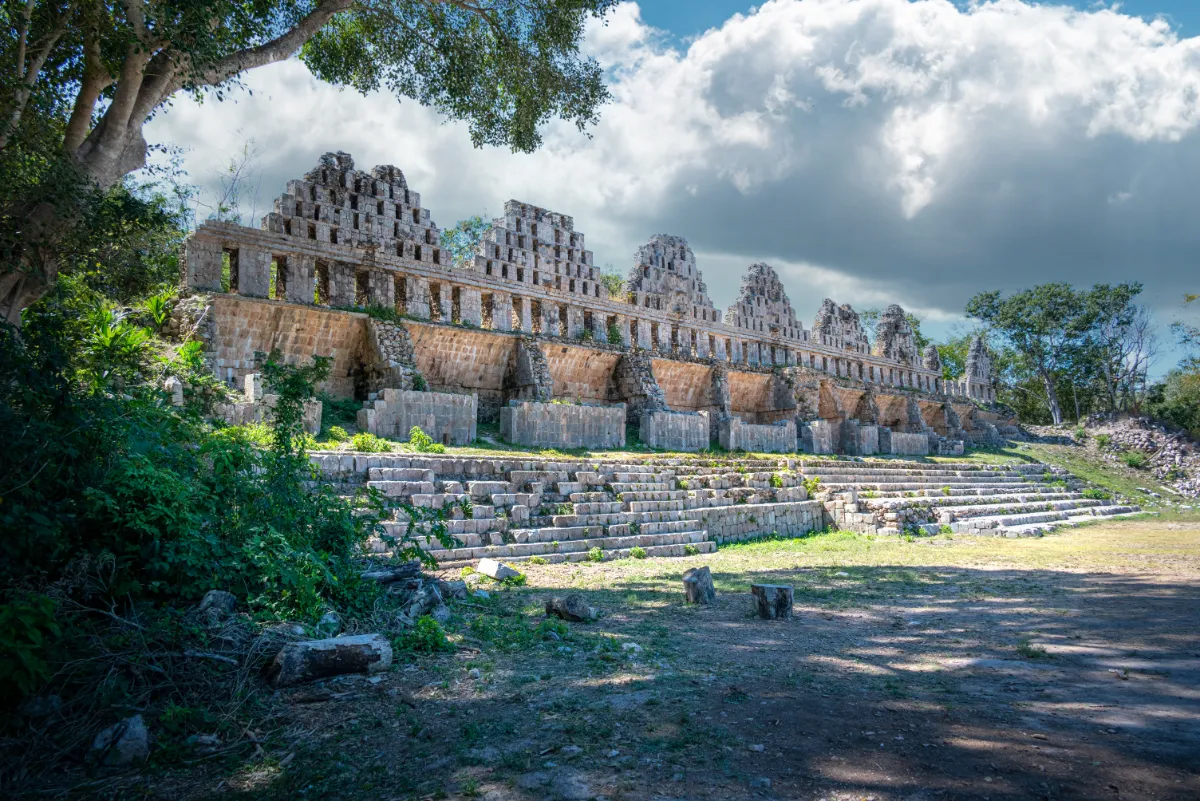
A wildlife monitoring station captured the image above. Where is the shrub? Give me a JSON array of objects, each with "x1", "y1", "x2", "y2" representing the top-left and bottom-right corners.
[
  {"x1": 408, "y1": 426, "x2": 446, "y2": 453},
  {"x1": 630, "y1": 546, "x2": 647, "y2": 559},
  {"x1": 607, "y1": 321, "x2": 623, "y2": 345},
  {"x1": 1081, "y1": 487, "x2": 1112, "y2": 500},
  {"x1": 143, "y1": 288, "x2": 174, "y2": 328},
  {"x1": 801, "y1": 476, "x2": 822, "y2": 496},
  {"x1": 587, "y1": 547, "x2": 604, "y2": 562},
  {"x1": 683, "y1": 544, "x2": 700, "y2": 556},
  {"x1": 1074, "y1": 426, "x2": 1087, "y2": 440},
  {"x1": 527, "y1": 556, "x2": 548, "y2": 565},
  {"x1": 402, "y1": 616, "x2": 454, "y2": 653},
  {"x1": 769, "y1": 473, "x2": 784, "y2": 489},
  {"x1": 351, "y1": 431, "x2": 393, "y2": 452},
  {"x1": 1095, "y1": 433, "x2": 1111, "y2": 448},
  {"x1": 325, "y1": 425, "x2": 349, "y2": 443},
  {"x1": 1123, "y1": 452, "x2": 1148, "y2": 469}
]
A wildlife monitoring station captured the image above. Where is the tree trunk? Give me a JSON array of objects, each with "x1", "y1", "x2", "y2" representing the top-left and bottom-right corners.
[
  {"x1": 1040, "y1": 370, "x2": 1063, "y2": 425},
  {"x1": 0, "y1": 201, "x2": 64, "y2": 326}
]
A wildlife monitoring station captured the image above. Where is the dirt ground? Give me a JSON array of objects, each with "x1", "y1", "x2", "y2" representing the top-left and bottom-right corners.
[{"x1": 162, "y1": 518, "x2": 1200, "y2": 801}]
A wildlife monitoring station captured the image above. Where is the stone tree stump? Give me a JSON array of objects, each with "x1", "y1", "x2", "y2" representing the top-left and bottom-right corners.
[
  {"x1": 751, "y1": 584, "x2": 794, "y2": 619},
  {"x1": 682, "y1": 566, "x2": 716, "y2": 605}
]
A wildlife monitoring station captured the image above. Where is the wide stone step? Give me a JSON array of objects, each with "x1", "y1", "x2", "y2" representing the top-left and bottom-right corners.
[
  {"x1": 860, "y1": 486, "x2": 1065, "y2": 500},
  {"x1": 610, "y1": 482, "x2": 675, "y2": 493},
  {"x1": 432, "y1": 537, "x2": 716, "y2": 566},
  {"x1": 626, "y1": 500, "x2": 685, "y2": 513},
  {"x1": 367, "y1": 467, "x2": 435, "y2": 482},
  {"x1": 940, "y1": 498, "x2": 1105, "y2": 521},
  {"x1": 618, "y1": 490, "x2": 689, "y2": 502},
  {"x1": 426, "y1": 530, "x2": 710, "y2": 563},
  {"x1": 865, "y1": 491, "x2": 1081, "y2": 509},
  {"x1": 568, "y1": 491, "x2": 612, "y2": 503},
  {"x1": 818, "y1": 479, "x2": 1030, "y2": 491},
  {"x1": 367, "y1": 480, "x2": 435, "y2": 497}
]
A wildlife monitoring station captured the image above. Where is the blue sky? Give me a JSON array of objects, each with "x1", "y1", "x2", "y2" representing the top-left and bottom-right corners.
[{"x1": 640, "y1": 1, "x2": 1200, "y2": 40}]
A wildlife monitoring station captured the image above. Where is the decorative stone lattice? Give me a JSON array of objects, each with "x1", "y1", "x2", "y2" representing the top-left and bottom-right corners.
[
  {"x1": 923, "y1": 344, "x2": 942, "y2": 374},
  {"x1": 812, "y1": 299, "x2": 870, "y2": 355},
  {"x1": 628, "y1": 235, "x2": 722, "y2": 325},
  {"x1": 726, "y1": 263, "x2": 805, "y2": 342},
  {"x1": 965, "y1": 337, "x2": 996, "y2": 403},
  {"x1": 873, "y1": 304, "x2": 921, "y2": 367},
  {"x1": 474, "y1": 200, "x2": 599, "y2": 324}
]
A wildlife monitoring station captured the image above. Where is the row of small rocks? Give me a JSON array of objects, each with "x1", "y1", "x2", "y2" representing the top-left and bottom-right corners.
[{"x1": 1085, "y1": 415, "x2": 1199, "y2": 498}]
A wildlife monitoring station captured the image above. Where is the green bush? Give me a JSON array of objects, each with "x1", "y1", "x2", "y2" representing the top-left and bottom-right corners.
[
  {"x1": 351, "y1": 431, "x2": 393, "y2": 452},
  {"x1": 1122, "y1": 451, "x2": 1148, "y2": 469},
  {"x1": 769, "y1": 473, "x2": 784, "y2": 489},
  {"x1": 801, "y1": 476, "x2": 822, "y2": 496},
  {"x1": 683, "y1": 544, "x2": 700, "y2": 556},
  {"x1": 1081, "y1": 488, "x2": 1112, "y2": 500},
  {"x1": 408, "y1": 425, "x2": 446, "y2": 453},
  {"x1": 0, "y1": 593, "x2": 61, "y2": 704},
  {"x1": 607, "y1": 322, "x2": 623, "y2": 345},
  {"x1": 325, "y1": 425, "x2": 349, "y2": 442},
  {"x1": 587, "y1": 547, "x2": 604, "y2": 562},
  {"x1": 630, "y1": 546, "x2": 647, "y2": 559},
  {"x1": 1074, "y1": 426, "x2": 1087, "y2": 440},
  {"x1": 1095, "y1": 433, "x2": 1112, "y2": 448},
  {"x1": 402, "y1": 616, "x2": 454, "y2": 653}
]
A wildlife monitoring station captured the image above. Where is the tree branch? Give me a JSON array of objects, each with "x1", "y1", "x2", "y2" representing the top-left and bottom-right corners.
[
  {"x1": 63, "y1": 26, "x2": 114, "y2": 153},
  {"x1": 0, "y1": 4, "x2": 67, "y2": 152}
]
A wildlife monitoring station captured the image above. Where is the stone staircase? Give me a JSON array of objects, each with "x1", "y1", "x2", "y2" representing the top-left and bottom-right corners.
[
  {"x1": 307, "y1": 452, "x2": 1141, "y2": 567},
  {"x1": 812, "y1": 460, "x2": 1140, "y2": 537}
]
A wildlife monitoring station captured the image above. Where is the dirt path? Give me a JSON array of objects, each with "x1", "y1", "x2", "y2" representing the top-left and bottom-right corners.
[{"x1": 186, "y1": 520, "x2": 1200, "y2": 800}]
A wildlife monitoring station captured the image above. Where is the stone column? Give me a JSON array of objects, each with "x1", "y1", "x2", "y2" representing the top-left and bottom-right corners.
[
  {"x1": 238, "y1": 248, "x2": 272, "y2": 298},
  {"x1": 285, "y1": 254, "x2": 315, "y2": 305},
  {"x1": 405, "y1": 276, "x2": 430, "y2": 319},
  {"x1": 591, "y1": 311, "x2": 607, "y2": 342},
  {"x1": 460, "y1": 287, "x2": 483, "y2": 326},
  {"x1": 365, "y1": 268, "x2": 393, "y2": 309},
  {"x1": 492, "y1": 292, "x2": 513, "y2": 332},
  {"x1": 327, "y1": 261, "x2": 357, "y2": 307},
  {"x1": 517, "y1": 296, "x2": 532, "y2": 333},
  {"x1": 439, "y1": 289, "x2": 453, "y2": 322},
  {"x1": 566, "y1": 305, "x2": 584, "y2": 339},
  {"x1": 655, "y1": 324, "x2": 671, "y2": 352},
  {"x1": 184, "y1": 239, "x2": 224, "y2": 292},
  {"x1": 696, "y1": 332, "x2": 710, "y2": 359},
  {"x1": 636, "y1": 319, "x2": 652, "y2": 349}
]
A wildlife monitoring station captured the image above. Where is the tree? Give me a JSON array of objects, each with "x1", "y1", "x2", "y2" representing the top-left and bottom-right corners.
[
  {"x1": 598, "y1": 263, "x2": 624, "y2": 299},
  {"x1": 1174, "y1": 293, "x2": 1199, "y2": 371},
  {"x1": 1084, "y1": 283, "x2": 1156, "y2": 412},
  {"x1": 0, "y1": 0, "x2": 618, "y2": 322},
  {"x1": 439, "y1": 214, "x2": 490, "y2": 268},
  {"x1": 966, "y1": 284, "x2": 1094, "y2": 425}
]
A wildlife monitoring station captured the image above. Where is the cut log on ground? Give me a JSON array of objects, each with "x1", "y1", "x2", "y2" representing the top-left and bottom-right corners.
[
  {"x1": 751, "y1": 584, "x2": 794, "y2": 620},
  {"x1": 361, "y1": 561, "x2": 421, "y2": 584},
  {"x1": 682, "y1": 566, "x2": 716, "y2": 604},
  {"x1": 267, "y1": 634, "x2": 393, "y2": 687},
  {"x1": 545, "y1": 594, "x2": 597, "y2": 622}
]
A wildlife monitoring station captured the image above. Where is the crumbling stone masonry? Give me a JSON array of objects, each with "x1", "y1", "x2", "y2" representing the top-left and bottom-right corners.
[
  {"x1": 357, "y1": 388, "x2": 476, "y2": 445},
  {"x1": 181, "y1": 150, "x2": 1013, "y2": 454},
  {"x1": 499, "y1": 401, "x2": 626, "y2": 449},
  {"x1": 719, "y1": 418, "x2": 797, "y2": 453},
  {"x1": 640, "y1": 410, "x2": 709, "y2": 452}
]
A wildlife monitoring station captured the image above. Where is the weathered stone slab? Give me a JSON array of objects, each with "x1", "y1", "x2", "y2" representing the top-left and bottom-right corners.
[
  {"x1": 751, "y1": 584, "x2": 793, "y2": 619},
  {"x1": 683, "y1": 566, "x2": 716, "y2": 604},
  {"x1": 640, "y1": 410, "x2": 709, "y2": 452}
]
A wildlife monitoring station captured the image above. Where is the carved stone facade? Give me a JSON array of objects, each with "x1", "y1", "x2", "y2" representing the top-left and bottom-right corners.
[
  {"x1": 964, "y1": 336, "x2": 996, "y2": 403},
  {"x1": 183, "y1": 150, "x2": 1009, "y2": 454},
  {"x1": 873, "y1": 304, "x2": 921, "y2": 368}
]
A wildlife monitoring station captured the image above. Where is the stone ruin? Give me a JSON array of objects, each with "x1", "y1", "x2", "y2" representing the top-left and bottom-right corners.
[{"x1": 180, "y1": 151, "x2": 1011, "y2": 455}]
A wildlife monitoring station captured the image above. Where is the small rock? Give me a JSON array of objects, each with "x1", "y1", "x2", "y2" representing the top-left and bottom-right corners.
[
  {"x1": 748, "y1": 743, "x2": 765, "y2": 752},
  {"x1": 672, "y1": 772, "x2": 684, "y2": 781},
  {"x1": 478, "y1": 558, "x2": 521, "y2": 580},
  {"x1": 682, "y1": 565, "x2": 716, "y2": 605},
  {"x1": 19, "y1": 694, "x2": 61, "y2": 720},
  {"x1": 607, "y1": 749, "x2": 620, "y2": 758},
  {"x1": 621, "y1": 642, "x2": 643, "y2": 654},
  {"x1": 560, "y1": 745, "x2": 583, "y2": 757},
  {"x1": 186, "y1": 733, "x2": 221, "y2": 754},
  {"x1": 544, "y1": 630, "x2": 562, "y2": 641},
  {"x1": 469, "y1": 668, "x2": 482, "y2": 679},
  {"x1": 472, "y1": 589, "x2": 491, "y2": 600},
  {"x1": 316, "y1": 610, "x2": 342, "y2": 636},
  {"x1": 430, "y1": 603, "x2": 452, "y2": 625},
  {"x1": 439, "y1": 580, "x2": 468, "y2": 599},
  {"x1": 90, "y1": 714, "x2": 150, "y2": 766},
  {"x1": 545, "y1": 594, "x2": 597, "y2": 622},
  {"x1": 197, "y1": 590, "x2": 237, "y2": 621},
  {"x1": 751, "y1": 776, "x2": 771, "y2": 789}
]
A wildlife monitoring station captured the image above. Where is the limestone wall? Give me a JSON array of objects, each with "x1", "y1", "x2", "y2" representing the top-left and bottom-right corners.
[
  {"x1": 802, "y1": 420, "x2": 835, "y2": 454},
  {"x1": 357, "y1": 388, "x2": 476, "y2": 445},
  {"x1": 684, "y1": 500, "x2": 824, "y2": 544},
  {"x1": 403, "y1": 322, "x2": 516, "y2": 421},
  {"x1": 719, "y1": 418, "x2": 796, "y2": 453},
  {"x1": 651, "y1": 360, "x2": 713, "y2": 412},
  {"x1": 640, "y1": 410, "x2": 709, "y2": 452},
  {"x1": 889, "y1": 432, "x2": 930, "y2": 456},
  {"x1": 207, "y1": 294, "x2": 366, "y2": 396},
  {"x1": 542, "y1": 344, "x2": 622, "y2": 404},
  {"x1": 499, "y1": 401, "x2": 626, "y2": 449}
]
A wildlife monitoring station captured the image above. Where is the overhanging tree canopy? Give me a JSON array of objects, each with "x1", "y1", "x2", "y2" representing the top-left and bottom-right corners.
[{"x1": 0, "y1": 0, "x2": 617, "y2": 321}]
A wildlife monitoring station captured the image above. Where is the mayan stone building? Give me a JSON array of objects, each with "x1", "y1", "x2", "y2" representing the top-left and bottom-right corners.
[{"x1": 180, "y1": 151, "x2": 1012, "y2": 454}]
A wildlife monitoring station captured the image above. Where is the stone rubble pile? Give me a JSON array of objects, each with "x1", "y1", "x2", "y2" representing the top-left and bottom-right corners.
[{"x1": 1084, "y1": 415, "x2": 1199, "y2": 498}]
